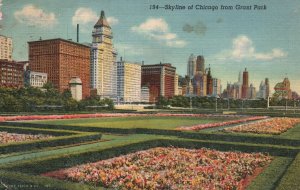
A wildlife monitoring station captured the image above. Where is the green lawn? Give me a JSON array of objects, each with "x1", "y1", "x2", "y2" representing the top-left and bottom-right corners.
[
  {"x1": 28, "y1": 116, "x2": 231, "y2": 130},
  {"x1": 1, "y1": 115, "x2": 298, "y2": 190},
  {"x1": 279, "y1": 123, "x2": 300, "y2": 140}
]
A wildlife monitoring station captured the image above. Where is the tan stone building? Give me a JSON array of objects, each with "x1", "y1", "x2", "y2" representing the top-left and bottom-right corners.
[
  {"x1": 117, "y1": 58, "x2": 141, "y2": 103},
  {"x1": 91, "y1": 11, "x2": 117, "y2": 99}
]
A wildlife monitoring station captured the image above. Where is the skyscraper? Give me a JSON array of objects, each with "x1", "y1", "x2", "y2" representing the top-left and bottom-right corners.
[
  {"x1": 212, "y1": 78, "x2": 221, "y2": 97},
  {"x1": 196, "y1": 55, "x2": 205, "y2": 74},
  {"x1": 206, "y1": 66, "x2": 213, "y2": 96},
  {"x1": 248, "y1": 84, "x2": 256, "y2": 99},
  {"x1": 187, "y1": 54, "x2": 196, "y2": 78},
  {"x1": 265, "y1": 78, "x2": 270, "y2": 98},
  {"x1": 242, "y1": 68, "x2": 249, "y2": 99},
  {"x1": 28, "y1": 39, "x2": 90, "y2": 98},
  {"x1": 0, "y1": 35, "x2": 13, "y2": 61},
  {"x1": 91, "y1": 11, "x2": 117, "y2": 99}
]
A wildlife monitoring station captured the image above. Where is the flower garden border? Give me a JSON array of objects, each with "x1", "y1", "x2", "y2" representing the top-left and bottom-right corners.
[
  {"x1": 0, "y1": 126, "x2": 102, "y2": 154},
  {"x1": 0, "y1": 137, "x2": 298, "y2": 190},
  {"x1": 0, "y1": 114, "x2": 299, "y2": 190}
]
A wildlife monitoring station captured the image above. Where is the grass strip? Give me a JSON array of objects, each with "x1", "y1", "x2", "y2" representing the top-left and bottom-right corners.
[{"x1": 276, "y1": 153, "x2": 300, "y2": 190}]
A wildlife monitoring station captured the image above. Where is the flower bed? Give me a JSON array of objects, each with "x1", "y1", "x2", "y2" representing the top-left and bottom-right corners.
[
  {"x1": 225, "y1": 117, "x2": 300, "y2": 135},
  {"x1": 43, "y1": 147, "x2": 272, "y2": 190},
  {"x1": 176, "y1": 116, "x2": 268, "y2": 131},
  {"x1": 0, "y1": 132, "x2": 52, "y2": 144}
]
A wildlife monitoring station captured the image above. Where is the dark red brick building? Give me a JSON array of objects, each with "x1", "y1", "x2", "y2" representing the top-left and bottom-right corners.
[
  {"x1": 141, "y1": 63, "x2": 176, "y2": 102},
  {"x1": 0, "y1": 60, "x2": 24, "y2": 88},
  {"x1": 242, "y1": 68, "x2": 249, "y2": 99},
  {"x1": 28, "y1": 39, "x2": 90, "y2": 98}
]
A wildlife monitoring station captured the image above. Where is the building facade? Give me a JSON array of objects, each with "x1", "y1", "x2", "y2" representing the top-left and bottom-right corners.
[
  {"x1": 117, "y1": 59, "x2": 141, "y2": 103},
  {"x1": 212, "y1": 78, "x2": 221, "y2": 96},
  {"x1": 206, "y1": 66, "x2": 213, "y2": 96},
  {"x1": 248, "y1": 84, "x2": 256, "y2": 99},
  {"x1": 196, "y1": 55, "x2": 205, "y2": 74},
  {"x1": 0, "y1": 60, "x2": 23, "y2": 88},
  {"x1": 141, "y1": 86, "x2": 150, "y2": 103},
  {"x1": 192, "y1": 73, "x2": 207, "y2": 96},
  {"x1": 28, "y1": 38, "x2": 90, "y2": 98},
  {"x1": 25, "y1": 71, "x2": 47, "y2": 88},
  {"x1": 0, "y1": 35, "x2": 13, "y2": 61},
  {"x1": 69, "y1": 77, "x2": 82, "y2": 101},
  {"x1": 91, "y1": 11, "x2": 117, "y2": 99},
  {"x1": 187, "y1": 54, "x2": 196, "y2": 78},
  {"x1": 141, "y1": 63, "x2": 176, "y2": 102},
  {"x1": 174, "y1": 74, "x2": 179, "y2": 96},
  {"x1": 274, "y1": 77, "x2": 292, "y2": 99},
  {"x1": 242, "y1": 68, "x2": 249, "y2": 99}
]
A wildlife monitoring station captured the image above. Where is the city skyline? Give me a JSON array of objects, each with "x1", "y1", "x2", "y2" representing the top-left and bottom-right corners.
[{"x1": 1, "y1": 0, "x2": 300, "y2": 93}]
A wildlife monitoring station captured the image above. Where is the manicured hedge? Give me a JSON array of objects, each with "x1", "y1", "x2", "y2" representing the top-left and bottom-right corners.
[
  {"x1": 0, "y1": 126, "x2": 102, "y2": 154},
  {"x1": 0, "y1": 170, "x2": 96, "y2": 190},
  {"x1": 2, "y1": 122, "x2": 299, "y2": 147},
  {"x1": 3, "y1": 138, "x2": 298, "y2": 175},
  {"x1": 0, "y1": 126, "x2": 74, "y2": 136}
]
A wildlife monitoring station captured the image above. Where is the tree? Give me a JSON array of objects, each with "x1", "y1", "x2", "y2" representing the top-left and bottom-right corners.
[{"x1": 156, "y1": 96, "x2": 169, "y2": 108}]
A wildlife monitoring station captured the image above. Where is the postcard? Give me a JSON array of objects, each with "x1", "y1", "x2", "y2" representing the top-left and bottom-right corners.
[{"x1": 0, "y1": 0, "x2": 299, "y2": 189}]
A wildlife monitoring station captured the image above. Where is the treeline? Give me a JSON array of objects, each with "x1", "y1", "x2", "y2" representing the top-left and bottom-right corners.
[
  {"x1": 156, "y1": 96, "x2": 300, "y2": 109},
  {"x1": 0, "y1": 84, "x2": 114, "y2": 112}
]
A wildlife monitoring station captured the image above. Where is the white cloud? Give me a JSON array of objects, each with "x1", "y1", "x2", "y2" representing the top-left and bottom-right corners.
[
  {"x1": 72, "y1": 7, "x2": 97, "y2": 26},
  {"x1": 131, "y1": 18, "x2": 187, "y2": 48},
  {"x1": 107, "y1": 17, "x2": 119, "y2": 26},
  {"x1": 216, "y1": 35, "x2": 287, "y2": 62},
  {"x1": 115, "y1": 43, "x2": 144, "y2": 56},
  {"x1": 254, "y1": 48, "x2": 287, "y2": 61},
  {"x1": 14, "y1": 4, "x2": 57, "y2": 28},
  {"x1": 72, "y1": 7, "x2": 119, "y2": 27}
]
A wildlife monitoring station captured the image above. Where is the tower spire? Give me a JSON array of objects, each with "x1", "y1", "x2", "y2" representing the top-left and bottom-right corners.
[{"x1": 94, "y1": 10, "x2": 111, "y2": 28}]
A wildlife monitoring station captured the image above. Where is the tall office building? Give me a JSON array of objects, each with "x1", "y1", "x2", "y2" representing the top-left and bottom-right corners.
[
  {"x1": 212, "y1": 78, "x2": 221, "y2": 96},
  {"x1": 91, "y1": 11, "x2": 117, "y2": 99},
  {"x1": 117, "y1": 58, "x2": 141, "y2": 103},
  {"x1": 206, "y1": 66, "x2": 213, "y2": 96},
  {"x1": 187, "y1": 54, "x2": 196, "y2": 78},
  {"x1": 174, "y1": 74, "x2": 179, "y2": 95},
  {"x1": 0, "y1": 35, "x2": 13, "y2": 61},
  {"x1": 257, "y1": 78, "x2": 270, "y2": 99},
  {"x1": 141, "y1": 63, "x2": 176, "y2": 102},
  {"x1": 28, "y1": 38, "x2": 90, "y2": 98},
  {"x1": 265, "y1": 78, "x2": 270, "y2": 98},
  {"x1": 193, "y1": 73, "x2": 207, "y2": 96},
  {"x1": 248, "y1": 84, "x2": 256, "y2": 99},
  {"x1": 196, "y1": 55, "x2": 205, "y2": 74},
  {"x1": 242, "y1": 68, "x2": 249, "y2": 99}
]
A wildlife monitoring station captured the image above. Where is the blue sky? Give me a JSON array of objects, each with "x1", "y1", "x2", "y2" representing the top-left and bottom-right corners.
[{"x1": 1, "y1": 0, "x2": 300, "y2": 93}]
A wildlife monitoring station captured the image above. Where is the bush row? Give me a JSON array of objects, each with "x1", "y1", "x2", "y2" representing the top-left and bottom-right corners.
[
  {"x1": 3, "y1": 138, "x2": 298, "y2": 175},
  {"x1": 0, "y1": 129, "x2": 102, "y2": 154},
  {"x1": 0, "y1": 138, "x2": 298, "y2": 189},
  {"x1": 0, "y1": 126, "x2": 75, "y2": 136},
  {"x1": 0, "y1": 170, "x2": 95, "y2": 190},
  {"x1": 2, "y1": 122, "x2": 299, "y2": 147}
]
